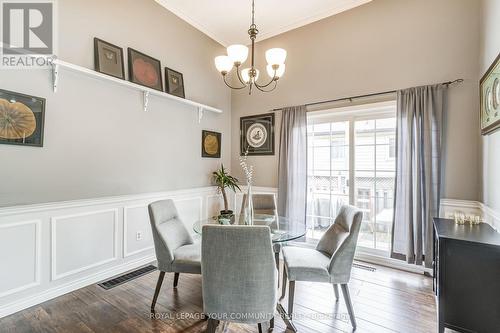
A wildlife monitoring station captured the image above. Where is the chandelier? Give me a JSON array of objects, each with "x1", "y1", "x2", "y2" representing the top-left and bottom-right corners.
[{"x1": 214, "y1": 0, "x2": 287, "y2": 94}]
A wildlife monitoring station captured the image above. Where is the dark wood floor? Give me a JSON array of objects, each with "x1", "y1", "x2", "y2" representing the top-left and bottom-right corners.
[{"x1": 0, "y1": 262, "x2": 438, "y2": 333}]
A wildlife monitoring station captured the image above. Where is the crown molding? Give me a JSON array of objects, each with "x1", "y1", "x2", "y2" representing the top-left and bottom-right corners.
[{"x1": 155, "y1": 0, "x2": 372, "y2": 47}]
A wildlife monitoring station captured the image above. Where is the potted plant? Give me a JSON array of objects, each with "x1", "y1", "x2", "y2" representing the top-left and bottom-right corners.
[{"x1": 213, "y1": 164, "x2": 241, "y2": 217}]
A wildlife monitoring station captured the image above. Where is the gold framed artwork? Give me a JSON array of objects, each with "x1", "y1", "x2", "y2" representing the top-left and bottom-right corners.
[
  {"x1": 202, "y1": 130, "x2": 221, "y2": 158},
  {"x1": 480, "y1": 52, "x2": 500, "y2": 135}
]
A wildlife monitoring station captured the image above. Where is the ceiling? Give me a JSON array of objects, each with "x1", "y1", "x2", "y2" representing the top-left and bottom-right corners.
[{"x1": 155, "y1": 0, "x2": 372, "y2": 46}]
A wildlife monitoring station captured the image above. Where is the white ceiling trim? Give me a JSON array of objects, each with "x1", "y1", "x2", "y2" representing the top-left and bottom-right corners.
[
  {"x1": 255, "y1": 0, "x2": 372, "y2": 44},
  {"x1": 155, "y1": 0, "x2": 232, "y2": 46},
  {"x1": 155, "y1": 0, "x2": 372, "y2": 47}
]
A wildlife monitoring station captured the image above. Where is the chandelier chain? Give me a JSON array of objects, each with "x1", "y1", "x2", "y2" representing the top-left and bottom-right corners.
[{"x1": 251, "y1": 0, "x2": 255, "y2": 27}]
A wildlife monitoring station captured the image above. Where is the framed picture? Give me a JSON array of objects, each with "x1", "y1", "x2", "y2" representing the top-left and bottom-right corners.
[
  {"x1": 0, "y1": 89, "x2": 45, "y2": 147},
  {"x1": 94, "y1": 38, "x2": 125, "y2": 79},
  {"x1": 127, "y1": 48, "x2": 163, "y2": 91},
  {"x1": 165, "y1": 67, "x2": 185, "y2": 98},
  {"x1": 202, "y1": 130, "x2": 221, "y2": 158},
  {"x1": 240, "y1": 113, "x2": 275, "y2": 156},
  {"x1": 480, "y1": 52, "x2": 500, "y2": 135}
]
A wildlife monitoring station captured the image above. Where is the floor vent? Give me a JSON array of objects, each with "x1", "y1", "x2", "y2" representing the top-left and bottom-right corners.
[
  {"x1": 353, "y1": 263, "x2": 376, "y2": 272},
  {"x1": 98, "y1": 265, "x2": 157, "y2": 290}
]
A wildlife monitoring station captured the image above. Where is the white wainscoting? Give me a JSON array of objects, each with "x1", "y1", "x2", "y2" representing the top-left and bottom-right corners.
[
  {"x1": 51, "y1": 209, "x2": 119, "y2": 280},
  {"x1": 0, "y1": 220, "x2": 41, "y2": 298},
  {"x1": 440, "y1": 198, "x2": 500, "y2": 231},
  {"x1": 0, "y1": 186, "x2": 238, "y2": 318}
]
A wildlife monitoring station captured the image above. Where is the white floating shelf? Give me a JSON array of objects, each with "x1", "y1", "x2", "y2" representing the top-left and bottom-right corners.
[{"x1": 50, "y1": 59, "x2": 223, "y2": 121}]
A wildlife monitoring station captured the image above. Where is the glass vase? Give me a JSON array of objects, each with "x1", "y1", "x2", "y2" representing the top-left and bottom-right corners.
[{"x1": 244, "y1": 183, "x2": 254, "y2": 225}]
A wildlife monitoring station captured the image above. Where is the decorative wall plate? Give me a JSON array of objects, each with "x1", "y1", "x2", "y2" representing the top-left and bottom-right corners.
[
  {"x1": 480, "y1": 52, "x2": 500, "y2": 135},
  {"x1": 240, "y1": 113, "x2": 275, "y2": 155}
]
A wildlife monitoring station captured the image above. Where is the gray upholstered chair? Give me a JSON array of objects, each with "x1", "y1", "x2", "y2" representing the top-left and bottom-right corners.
[
  {"x1": 281, "y1": 205, "x2": 363, "y2": 329},
  {"x1": 148, "y1": 199, "x2": 201, "y2": 312},
  {"x1": 202, "y1": 225, "x2": 277, "y2": 333},
  {"x1": 239, "y1": 194, "x2": 282, "y2": 276}
]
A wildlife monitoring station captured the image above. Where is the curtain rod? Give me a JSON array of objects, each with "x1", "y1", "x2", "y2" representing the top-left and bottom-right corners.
[{"x1": 271, "y1": 78, "x2": 464, "y2": 111}]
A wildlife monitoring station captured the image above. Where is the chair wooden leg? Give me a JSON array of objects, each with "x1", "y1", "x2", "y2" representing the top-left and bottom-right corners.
[
  {"x1": 280, "y1": 268, "x2": 287, "y2": 300},
  {"x1": 288, "y1": 280, "x2": 295, "y2": 319},
  {"x1": 333, "y1": 284, "x2": 339, "y2": 301},
  {"x1": 173, "y1": 272, "x2": 180, "y2": 288},
  {"x1": 258, "y1": 323, "x2": 263, "y2": 333},
  {"x1": 206, "y1": 318, "x2": 219, "y2": 333},
  {"x1": 151, "y1": 271, "x2": 165, "y2": 312},
  {"x1": 340, "y1": 284, "x2": 357, "y2": 330}
]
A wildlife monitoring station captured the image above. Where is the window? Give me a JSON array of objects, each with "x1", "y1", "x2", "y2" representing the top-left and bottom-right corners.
[
  {"x1": 388, "y1": 137, "x2": 396, "y2": 159},
  {"x1": 306, "y1": 101, "x2": 396, "y2": 254}
]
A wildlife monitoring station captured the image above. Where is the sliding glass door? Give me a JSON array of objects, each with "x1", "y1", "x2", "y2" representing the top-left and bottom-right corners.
[{"x1": 306, "y1": 101, "x2": 396, "y2": 254}]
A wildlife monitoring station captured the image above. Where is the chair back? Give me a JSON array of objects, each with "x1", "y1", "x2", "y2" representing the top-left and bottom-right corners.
[
  {"x1": 201, "y1": 225, "x2": 276, "y2": 324},
  {"x1": 148, "y1": 199, "x2": 193, "y2": 272},
  {"x1": 239, "y1": 193, "x2": 278, "y2": 223},
  {"x1": 316, "y1": 205, "x2": 363, "y2": 283}
]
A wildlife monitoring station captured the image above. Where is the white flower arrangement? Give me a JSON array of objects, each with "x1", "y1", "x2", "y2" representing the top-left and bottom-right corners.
[{"x1": 239, "y1": 147, "x2": 254, "y2": 186}]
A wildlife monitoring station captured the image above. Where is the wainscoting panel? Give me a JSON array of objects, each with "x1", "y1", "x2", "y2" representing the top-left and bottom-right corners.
[
  {"x1": 0, "y1": 186, "x2": 223, "y2": 318},
  {"x1": 174, "y1": 196, "x2": 203, "y2": 235},
  {"x1": 206, "y1": 194, "x2": 224, "y2": 218},
  {"x1": 481, "y1": 203, "x2": 500, "y2": 231},
  {"x1": 0, "y1": 220, "x2": 41, "y2": 298},
  {"x1": 123, "y1": 205, "x2": 154, "y2": 258},
  {"x1": 51, "y1": 209, "x2": 119, "y2": 280}
]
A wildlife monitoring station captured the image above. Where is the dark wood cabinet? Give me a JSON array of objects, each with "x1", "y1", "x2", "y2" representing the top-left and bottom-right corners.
[{"x1": 433, "y1": 218, "x2": 500, "y2": 333}]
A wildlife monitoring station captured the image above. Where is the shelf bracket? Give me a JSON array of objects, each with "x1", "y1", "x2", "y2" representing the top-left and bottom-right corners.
[
  {"x1": 143, "y1": 91, "x2": 150, "y2": 112},
  {"x1": 198, "y1": 107, "x2": 204, "y2": 123},
  {"x1": 52, "y1": 63, "x2": 59, "y2": 93}
]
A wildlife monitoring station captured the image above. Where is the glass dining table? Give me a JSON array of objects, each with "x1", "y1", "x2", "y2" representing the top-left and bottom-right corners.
[
  {"x1": 193, "y1": 213, "x2": 306, "y2": 244},
  {"x1": 193, "y1": 213, "x2": 305, "y2": 332}
]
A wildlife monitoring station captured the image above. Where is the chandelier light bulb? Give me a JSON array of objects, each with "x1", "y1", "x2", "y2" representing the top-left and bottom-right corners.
[
  {"x1": 241, "y1": 68, "x2": 260, "y2": 83},
  {"x1": 266, "y1": 64, "x2": 285, "y2": 78},
  {"x1": 265, "y1": 48, "x2": 287, "y2": 65},
  {"x1": 214, "y1": 56, "x2": 233, "y2": 74},
  {"x1": 227, "y1": 44, "x2": 249, "y2": 65}
]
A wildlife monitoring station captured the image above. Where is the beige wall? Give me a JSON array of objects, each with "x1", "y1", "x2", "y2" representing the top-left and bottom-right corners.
[
  {"x1": 480, "y1": 0, "x2": 500, "y2": 213},
  {"x1": 0, "y1": 0, "x2": 231, "y2": 206},
  {"x1": 231, "y1": 0, "x2": 481, "y2": 201}
]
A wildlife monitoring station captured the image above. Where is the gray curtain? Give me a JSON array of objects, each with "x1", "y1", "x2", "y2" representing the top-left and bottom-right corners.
[
  {"x1": 391, "y1": 84, "x2": 447, "y2": 268},
  {"x1": 277, "y1": 105, "x2": 307, "y2": 222}
]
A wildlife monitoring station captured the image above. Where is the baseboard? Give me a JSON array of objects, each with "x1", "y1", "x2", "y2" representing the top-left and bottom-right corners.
[
  {"x1": 0, "y1": 255, "x2": 156, "y2": 318},
  {"x1": 354, "y1": 251, "x2": 432, "y2": 275}
]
